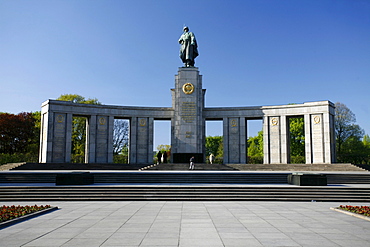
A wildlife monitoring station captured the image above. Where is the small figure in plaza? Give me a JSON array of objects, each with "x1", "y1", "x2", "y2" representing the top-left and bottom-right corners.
[
  {"x1": 178, "y1": 26, "x2": 198, "y2": 67},
  {"x1": 156, "y1": 151, "x2": 162, "y2": 164},
  {"x1": 163, "y1": 151, "x2": 168, "y2": 163},
  {"x1": 189, "y1": 156, "x2": 195, "y2": 170},
  {"x1": 209, "y1": 153, "x2": 215, "y2": 164}
]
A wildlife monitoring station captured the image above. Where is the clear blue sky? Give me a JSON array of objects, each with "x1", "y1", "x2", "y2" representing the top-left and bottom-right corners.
[{"x1": 1, "y1": 0, "x2": 369, "y2": 149}]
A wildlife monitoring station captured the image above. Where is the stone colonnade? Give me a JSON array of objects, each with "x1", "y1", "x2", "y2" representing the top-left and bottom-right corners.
[
  {"x1": 204, "y1": 102, "x2": 335, "y2": 164},
  {"x1": 39, "y1": 67, "x2": 335, "y2": 164},
  {"x1": 39, "y1": 100, "x2": 335, "y2": 164}
]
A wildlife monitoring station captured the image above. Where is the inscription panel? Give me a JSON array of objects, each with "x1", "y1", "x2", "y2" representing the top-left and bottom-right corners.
[
  {"x1": 52, "y1": 113, "x2": 67, "y2": 162},
  {"x1": 181, "y1": 102, "x2": 196, "y2": 123}
]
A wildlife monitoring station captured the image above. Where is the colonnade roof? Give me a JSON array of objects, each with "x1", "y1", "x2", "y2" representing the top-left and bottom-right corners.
[{"x1": 41, "y1": 99, "x2": 334, "y2": 119}]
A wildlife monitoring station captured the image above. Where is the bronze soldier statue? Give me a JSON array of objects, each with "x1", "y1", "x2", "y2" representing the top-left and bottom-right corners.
[{"x1": 178, "y1": 26, "x2": 198, "y2": 67}]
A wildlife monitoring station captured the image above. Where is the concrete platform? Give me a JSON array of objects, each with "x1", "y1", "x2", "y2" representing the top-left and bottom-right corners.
[{"x1": 0, "y1": 201, "x2": 370, "y2": 246}]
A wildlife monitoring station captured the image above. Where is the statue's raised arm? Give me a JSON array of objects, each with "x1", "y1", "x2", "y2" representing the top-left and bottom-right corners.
[{"x1": 179, "y1": 26, "x2": 198, "y2": 67}]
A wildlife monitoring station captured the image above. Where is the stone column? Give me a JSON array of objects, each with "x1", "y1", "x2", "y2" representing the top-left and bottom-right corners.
[
  {"x1": 240, "y1": 117, "x2": 247, "y2": 164},
  {"x1": 263, "y1": 116, "x2": 269, "y2": 164},
  {"x1": 51, "y1": 113, "x2": 72, "y2": 163},
  {"x1": 268, "y1": 116, "x2": 281, "y2": 164},
  {"x1": 131, "y1": 117, "x2": 153, "y2": 164},
  {"x1": 328, "y1": 112, "x2": 336, "y2": 163},
  {"x1": 65, "y1": 113, "x2": 73, "y2": 163},
  {"x1": 223, "y1": 117, "x2": 229, "y2": 164},
  {"x1": 304, "y1": 114, "x2": 312, "y2": 164},
  {"x1": 280, "y1": 116, "x2": 288, "y2": 164},
  {"x1": 96, "y1": 116, "x2": 110, "y2": 163},
  {"x1": 107, "y1": 116, "x2": 114, "y2": 163},
  {"x1": 223, "y1": 117, "x2": 247, "y2": 164},
  {"x1": 322, "y1": 112, "x2": 336, "y2": 164},
  {"x1": 129, "y1": 117, "x2": 138, "y2": 164},
  {"x1": 86, "y1": 115, "x2": 113, "y2": 163},
  {"x1": 311, "y1": 114, "x2": 324, "y2": 163},
  {"x1": 86, "y1": 115, "x2": 97, "y2": 163},
  {"x1": 39, "y1": 111, "x2": 52, "y2": 163}
]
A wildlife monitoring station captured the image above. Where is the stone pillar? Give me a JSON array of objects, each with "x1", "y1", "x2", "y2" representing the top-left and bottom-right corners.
[
  {"x1": 129, "y1": 117, "x2": 138, "y2": 164},
  {"x1": 263, "y1": 116, "x2": 269, "y2": 164},
  {"x1": 130, "y1": 117, "x2": 153, "y2": 164},
  {"x1": 240, "y1": 117, "x2": 247, "y2": 164},
  {"x1": 267, "y1": 116, "x2": 281, "y2": 164},
  {"x1": 86, "y1": 115, "x2": 113, "y2": 163},
  {"x1": 107, "y1": 116, "x2": 114, "y2": 163},
  {"x1": 39, "y1": 111, "x2": 52, "y2": 163},
  {"x1": 280, "y1": 116, "x2": 288, "y2": 164},
  {"x1": 311, "y1": 114, "x2": 324, "y2": 163},
  {"x1": 48, "y1": 113, "x2": 72, "y2": 163},
  {"x1": 304, "y1": 114, "x2": 312, "y2": 164},
  {"x1": 223, "y1": 117, "x2": 229, "y2": 163},
  {"x1": 223, "y1": 117, "x2": 247, "y2": 164},
  {"x1": 327, "y1": 112, "x2": 336, "y2": 163},
  {"x1": 86, "y1": 115, "x2": 97, "y2": 163},
  {"x1": 171, "y1": 67, "x2": 205, "y2": 163}
]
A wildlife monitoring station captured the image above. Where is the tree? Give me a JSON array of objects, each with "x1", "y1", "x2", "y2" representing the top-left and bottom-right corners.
[
  {"x1": 335, "y1": 102, "x2": 364, "y2": 155},
  {"x1": 363, "y1": 134, "x2": 370, "y2": 149},
  {"x1": 334, "y1": 102, "x2": 369, "y2": 164},
  {"x1": 56, "y1": 94, "x2": 101, "y2": 162},
  {"x1": 205, "y1": 136, "x2": 223, "y2": 157},
  {"x1": 247, "y1": 130, "x2": 263, "y2": 157},
  {"x1": 113, "y1": 119, "x2": 129, "y2": 155},
  {"x1": 289, "y1": 117, "x2": 305, "y2": 158},
  {"x1": 156, "y1": 145, "x2": 171, "y2": 152},
  {"x1": 0, "y1": 112, "x2": 37, "y2": 154}
]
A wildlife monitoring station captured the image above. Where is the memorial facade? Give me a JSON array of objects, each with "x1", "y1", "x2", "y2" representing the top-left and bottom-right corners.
[
  {"x1": 39, "y1": 28, "x2": 335, "y2": 165},
  {"x1": 39, "y1": 66, "x2": 335, "y2": 165}
]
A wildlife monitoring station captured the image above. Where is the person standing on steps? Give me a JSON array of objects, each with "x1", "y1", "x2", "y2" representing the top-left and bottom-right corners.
[
  {"x1": 156, "y1": 151, "x2": 161, "y2": 165},
  {"x1": 209, "y1": 153, "x2": 214, "y2": 164},
  {"x1": 189, "y1": 156, "x2": 195, "y2": 170},
  {"x1": 163, "y1": 151, "x2": 168, "y2": 163}
]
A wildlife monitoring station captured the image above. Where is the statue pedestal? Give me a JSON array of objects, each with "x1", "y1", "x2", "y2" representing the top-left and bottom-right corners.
[{"x1": 171, "y1": 67, "x2": 205, "y2": 163}]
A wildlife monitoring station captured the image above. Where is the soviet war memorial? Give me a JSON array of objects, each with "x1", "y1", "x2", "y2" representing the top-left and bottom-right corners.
[
  {"x1": 1, "y1": 1, "x2": 370, "y2": 246},
  {"x1": 39, "y1": 26, "x2": 336, "y2": 166}
]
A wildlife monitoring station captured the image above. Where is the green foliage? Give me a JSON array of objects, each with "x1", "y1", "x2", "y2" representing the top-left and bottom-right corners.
[
  {"x1": 363, "y1": 134, "x2": 370, "y2": 149},
  {"x1": 248, "y1": 156, "x2": 263, "y2": 164},
  {"x1": 113, "y1": 154, "x2": 128, "y2": 164},
  {"x1": 335, "y1": 102, "x2": 369, "y2": 164},
  {"x1": 57, "y1": 94, "x2": 101, "y2": 105},
  {"x1": 247, "y1": 131, "x2": 263, "y2": 157},
  {"x1": 156, "y1": 145, "x2": 171, "y2": 152},
  {"x1": 0, "y1": 153, "x2": 38, "y2": 165},
  {"x1": 114, "y1": 145, "x2": 129, "y2": 164},
  {"x1": 205, "y1": 136, "x2": 222, "y2": 157},
  {"x1": 335, "y1": 102, "x2": 364, "y2": 154},
  {"x1": 289, "y1": 117, "x2": 305, "y2": 158},
  {"x1": 290, "y1": 156, "x2": 305, "y2": 164}
]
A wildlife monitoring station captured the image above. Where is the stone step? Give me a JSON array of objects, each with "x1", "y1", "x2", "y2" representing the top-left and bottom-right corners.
[
  {"x1": 227, "y1": 163, "x2": 367, "y2": 171},
  {"x1": 10, "y1": 163, "x2": 146, "y2": 170},
  {"x1": 1, "y1": 172, "x2": 370, "y2": 184},
  {"x1": 0, "y1": 162, "x2": 26, "y2": 171},
  {"x1": 0, "y1": 186, "x2": 369, "y2": 202}
]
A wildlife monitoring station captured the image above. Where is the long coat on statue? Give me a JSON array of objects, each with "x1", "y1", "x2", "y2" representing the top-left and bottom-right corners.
[{"x1": 178, "y1": 31, "x2": 198, "y2": 66}]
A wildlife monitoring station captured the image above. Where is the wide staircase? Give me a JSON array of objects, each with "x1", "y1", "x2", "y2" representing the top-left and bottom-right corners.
[{"x1": 1, "y1": 162, "x2": 369, "y2": 202}]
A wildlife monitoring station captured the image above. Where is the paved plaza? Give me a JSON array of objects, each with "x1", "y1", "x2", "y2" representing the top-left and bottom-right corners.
[{"x1": 0, "y1": 200, "x2": 369, "y2": 247}]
